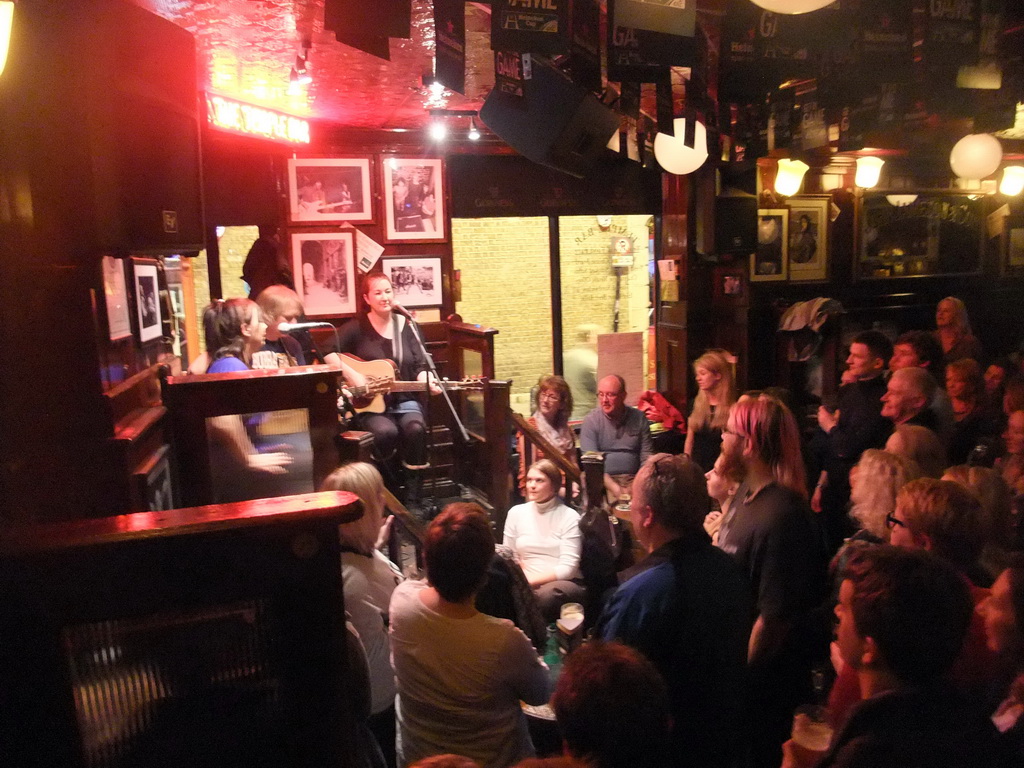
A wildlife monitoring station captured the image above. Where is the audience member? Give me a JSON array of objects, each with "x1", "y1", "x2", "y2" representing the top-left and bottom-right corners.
[
  {"x1": 684, "y1": 349, "x2": 737, "y2": 472},
  {"x1": 884, "y1": 424, "x2": 947, "y2": 478},
  {"x1": 889, "y1": 330, "x2": 955, "y2": 438},
  {"x1": 943, "y1": 465, "x2": 1017, "y2": 578},
  {"x1": 253, "y1": 284, "x2": 307, "y2": 368},
  {"x1": 551, "y1": 642, "x2": 672, "y2": 768},
  {"x1": 947, "y1": 358, "x2": 1000, "y2": 465},
  {"x1": 998, "y1": 410, "x2": 1024, "y2": 496},
  {"x1": 979, "y1": 555, "x2": 1024, "y2": 760},
  {"x1": 1004, "y1": 378, "x2": 1024, "y2": 419},
  {"x1": 598, "y1": 454, "x2": 752, "y2": 768},
  {"x1": 704, "y1": 452, "x2": 743, "y2": 545},
  {"x1": 503, "y1": 459, "x2": 584, "y2": 621},
  {"x1": 409, "y1": 756, "x2": 482, "y2": 768},
  {"x1": 580, "y1": 375, "x2": 653, "y2": 504},
  {"x1": 813, "y1": 330, "x2": 893, "y2": 551},
  {"x1": 984, "y1": 358, "x2": 1013, "y2": 415},
  {"x1": 880, "y1": 366, "x2": 940, "y2": 434},
  {"x1": 390, "y1": 503, "x2": 549, "y2": 768},
  {"x1": 716, "y1": 397, "x2": 823, "y2": 768},
  {"x1": 517, "y1": 375, "x2": 578, "y2": 497},
  {"x1": 563, "y1": 324, "x2": 600, "y2": 420},
  {"x1": 321, "y1": 462, "x2": 403, "y2": 768},
  {"x1": 242, "y1": 224, "x2": 291, "y2": 299},
  {"x1": 847, "y1": 450, "x2": 920, "y2": 546},
  {"x1": 784, "y1": 547, "x2": 1001, "y2": 768},
  {"x1": 936, "y1": 296, "x2": 984, "y2": 365}
]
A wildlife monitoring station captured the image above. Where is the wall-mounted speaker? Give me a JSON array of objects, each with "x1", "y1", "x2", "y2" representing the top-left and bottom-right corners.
[{"x1": 480, "y1": 59, "x2": 620, "y2": 179}]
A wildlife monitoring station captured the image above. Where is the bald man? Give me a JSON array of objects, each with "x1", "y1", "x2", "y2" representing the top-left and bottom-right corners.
[{"x1": 580, "y1": 374, "x2": 653, "y2": 502}]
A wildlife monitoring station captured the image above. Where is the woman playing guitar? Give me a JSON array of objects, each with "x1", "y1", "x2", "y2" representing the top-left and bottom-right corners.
[{"x1": 337, "y1": 272, "x2": 441, "y2": 505}]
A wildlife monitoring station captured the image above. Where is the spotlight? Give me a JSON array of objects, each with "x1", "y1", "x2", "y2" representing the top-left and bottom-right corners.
[
  {"x1": 774, "y1": 159, "x2": 809, "y2": 197},
  {"x1": 468, "y1": 118, "x2": 481, "y2": 141},
  {"x1": 0, "y1": 1, "x2": 12, "y2": 78},
  {"x1": 855, "y1": 157, "x2": 885, "y2": 189},
  {"x1": 429, "y1": 121, "x2": 448, "y2": 141},
  {"x1": 294, "y1": 54, "x2": 312, "y2": 85},
  {"x1": 1000, "y1": 166, "x2": 1024, "y2": 196}
]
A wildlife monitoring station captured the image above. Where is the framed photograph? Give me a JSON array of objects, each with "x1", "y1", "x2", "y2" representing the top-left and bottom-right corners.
[
  {"x1": 382, "y1": 257, "x2": 443, "y2": 307},
  {"x1": 712, "y1": 265, "x2": 746, "y2": 305},
  {"x1": 751, "y1": 209, "x2": 788, "y2": 282},
  {"x1": 102, "y1": 255, "x2": 132, "y2": 340},
  {"x1": 1004, "y1": 215, "x2": 1024, "y2": 276},
  {"x1": 287, "y1": 157, "x2": 373, "y2": 224},
  {"x1": 290, "y1": 231, "x2": 357, "y2": 316},
  {"x1": 132, "y1": 257, "x2": 163, "y2": 343},
  {"x1": 787, "y1": 196, "x2": 829, "y2": 281},
  {"x1": 381, "y1": 157, "x2": 446, "y2": 243}
]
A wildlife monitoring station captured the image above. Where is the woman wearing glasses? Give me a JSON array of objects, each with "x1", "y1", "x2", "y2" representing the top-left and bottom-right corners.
[{"x1": 516, "y1": 374, "x2": 578, "y2": 497}]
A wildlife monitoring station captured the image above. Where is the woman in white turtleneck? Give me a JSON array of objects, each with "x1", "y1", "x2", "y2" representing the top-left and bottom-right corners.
[{"x1": 503, "y1": 458, "x2": 584, "y2": 621}]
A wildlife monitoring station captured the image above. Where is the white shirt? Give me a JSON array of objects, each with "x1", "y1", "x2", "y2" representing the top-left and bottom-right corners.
[
  {"x1": 342, "y1": 550, "x2": 403, "y2": 714},
  {"x1": 389, "y1": 580, "x2": 550, "y2": 768},
  {"x1": 502, "y1": 497, "x2": 582, "y2": 583}
]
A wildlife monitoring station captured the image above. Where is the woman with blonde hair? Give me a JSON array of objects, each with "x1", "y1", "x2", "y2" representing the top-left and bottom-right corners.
[
  {"x1": 321, "y1": 462, "x2": 403, "y2": 767},
  {"x1": 935, "y1": 296, "x2": 983, "y2": 365},
  {"x1": 684, "y1": 349, "x2": 737, "y2": 472},
  {"x1": 516, "y1": 374, "x2": 577, "y2": 496},
  {"x1": 943, "y1": 464, "x2": 1016, "y2": 577},
  {"x1": 848, "y1": 449, "x2": 921, "y2": 541},
  {"x1": 885, "y1": 423, "x2": 947, "y2": 479}
]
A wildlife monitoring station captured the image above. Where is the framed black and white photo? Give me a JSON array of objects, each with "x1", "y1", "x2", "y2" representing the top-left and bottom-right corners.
[
  {"x1": 290, "y1": 231, "x2": 356, "y2": 316},
  {"x1": 751, "y1": 209, "x2": 788, "y2": 282},
  {"x1": 132, "y1": 258, "x2": 163, "y2": 342},
  {"x1": 103, "y1": 255, "x2": 132, "y2": 340},
  {"x1": 787, "y1": 196, "x2": 829, "y2": 281},
  {"x1": 287, "y1": 157, "x2": 373, "y2": 224},
  {"x1": 381, "y1": 157, "x2": 446, "y2": 243},
  {"x1": 382, "y1": 257, "x2": 443, "y2": 307}
]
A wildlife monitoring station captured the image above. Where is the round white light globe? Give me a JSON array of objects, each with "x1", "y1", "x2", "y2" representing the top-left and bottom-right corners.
[
  {"x1": 750, "y1": 0, "x2": 835, "y2": 14},
  {"x1": 653, "y1": 119, "x2": 708, "y2": 175},
  {"x1": 949, "y1": 133, "x2": 1003, "y2": 180}
]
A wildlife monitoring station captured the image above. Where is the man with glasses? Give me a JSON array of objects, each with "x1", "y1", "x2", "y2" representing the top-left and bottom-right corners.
[
  {"x1": 580, "y1": 374, "x2": 653, "y2": 504},
  {"x1": 597, "y1": 453, "x2": 752, "y2": 768}
]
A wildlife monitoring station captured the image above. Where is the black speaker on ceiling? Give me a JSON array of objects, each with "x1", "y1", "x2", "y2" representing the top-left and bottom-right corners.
[{"x1": 480, "y1": 60, "x2": 620, "y2": 179}]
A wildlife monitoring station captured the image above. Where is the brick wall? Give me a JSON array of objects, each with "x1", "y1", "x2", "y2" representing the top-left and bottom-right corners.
[{"x1": 190, "y1": 226, "x2": 258, "y2": 353}]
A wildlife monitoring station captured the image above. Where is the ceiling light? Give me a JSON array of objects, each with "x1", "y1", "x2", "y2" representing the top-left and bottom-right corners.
[
  {"x1": 949, "y1": 133, "x2": 1003, "y2": 180},
  {"x1": 653, "y1": 118, "x2": 708, "y2": 175},
  {"x1": 774, "y1": 158, "x2": 809, "y2": 196},
  {"x1": 885, "y1": 195, "x2": 918, "y2": 207},
  {"x1": 749, "y1": 0, "x2": 835, "y2": 14},
  {"x1": 0, "y1": 1, "x2": 13, "y2": 78},
  {"x1": 429, "y1": 121, "x2": 448, "y2": 141},
  {"x1": 855, "y1": 157, "x2": 885, "y2": 188},
  {"x1": 1000, "y1": 166, "x2": 1024, "y2": 196},
  {"x1": 468, "y1": 118, "x2": 481, "y2": 141}
]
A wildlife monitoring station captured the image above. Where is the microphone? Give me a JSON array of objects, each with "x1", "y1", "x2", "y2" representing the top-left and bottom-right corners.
[
  {"x1": 278, "y1": 321, "x2": 335, "y2": 333},
  {"x1": 391, "y1": 303, "x2": 414, "y2": 319}
]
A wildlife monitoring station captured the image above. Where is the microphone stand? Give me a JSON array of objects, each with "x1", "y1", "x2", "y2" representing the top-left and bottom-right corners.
[{"x1": 401, "y1": 312, "x2": 472, "y2": 444}]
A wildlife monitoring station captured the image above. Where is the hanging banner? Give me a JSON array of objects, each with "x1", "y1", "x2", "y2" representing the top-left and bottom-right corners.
[
  {"x1": 434, "y1": 0, "x2": 466, "y2": 94},
  {"x1": 491, "y1": 0, "x2": 570, "y2": 55},
  {"x1": 324, "y1": 0, "x2": 411, "y2": 40},
  {"x1": 569, "y1": 0, "x2": 602, "y2": 93},
  {"x1": 614, "y1": 0, "x2": 696, "y2": 38},
  {"x1": 607, "y1": 0, "x2": 694, "y2": 82},
  {"x1": 494, "y1": 50, "x2": 531, "y2": 101},
  {"x1": 858, "y1": 0, "x2": 914, "y2": 78},
  {"x1": 922, "y1": 0, "x2": 981, "y2": 78}
]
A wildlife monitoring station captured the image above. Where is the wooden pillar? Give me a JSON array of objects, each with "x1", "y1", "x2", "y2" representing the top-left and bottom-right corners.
[{"x1": 655, "y1": 173, "x2": 689, "y2": 410}]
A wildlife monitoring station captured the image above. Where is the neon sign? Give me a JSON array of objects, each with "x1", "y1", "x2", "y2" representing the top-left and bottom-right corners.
[{"x1": 205, "y1": 94, "x2": 311, "y2": 145}]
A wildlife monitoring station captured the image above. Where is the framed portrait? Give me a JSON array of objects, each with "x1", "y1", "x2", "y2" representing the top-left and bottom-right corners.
[
  {"x1": 381, "y1": 157, "x2": 446, "y2": 243},
  {"x1": 287, "y1": 157, "x2": 373, "y2": 224},
  {"x1": 751, "y1": 209, "x2": 788, "y2": 282},
  {"x1": 712, "y1": 265, "x2": 746, "y2": 305},
  {"x1": 102, "y1": 255, "x2": 132, "y2": 340},
  {"x1": 787, "y1": 196, "x2": 829, "y2": 281},
  {"x1": 290, "y1": 231, "x2": 357, "y2": 316},
  {"x1": 132, "y1": 257, "x2": 163, "y2": 343},
  {"x1": 382, "y1": 257, "x2": 443, "y2": 307}
]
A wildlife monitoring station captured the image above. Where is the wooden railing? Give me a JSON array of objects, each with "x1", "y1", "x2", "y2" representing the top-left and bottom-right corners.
[{"x1": 511, "y1": 412, "x2": 582, "y2": 496}]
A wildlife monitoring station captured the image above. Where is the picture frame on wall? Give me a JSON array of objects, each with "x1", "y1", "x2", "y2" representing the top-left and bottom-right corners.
[
  {"x1": 712, "y1": 265, "x2": 746, "y2": 305},
  {"x1": 290, "y1": 231, "x2": 357, "y2": 316},
  {"x1": 787, "y1": 196, "x2": 829, "y2": 281},
  {"x1": 382, "y1": 257, "x2": 443, "y2": 307},
  {"x1": 132, "y1": 257, "x2": 163, "y2": 343},
  {"x1": 381, "y1": 157, "x2": 446, "y2": 243},
  {"x1": 287, "y1": 157, "x2": 373, "y2": 224},
  {"x1": 751, "y1": 209, "x2": 788, "y2": 282},
  {"x1": 103, "y1": 255, "x2": 132, "y2": 341}
]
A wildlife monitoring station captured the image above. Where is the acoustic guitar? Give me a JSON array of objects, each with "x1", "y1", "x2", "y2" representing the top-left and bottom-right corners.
[{"x1": 338, "y1": 354, "x2": 486, "y2": 414}]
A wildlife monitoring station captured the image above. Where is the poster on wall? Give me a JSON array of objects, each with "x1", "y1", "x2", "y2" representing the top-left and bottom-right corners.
[
  {"x1": 751, "y1": 209, "x2": 788, "y2": 282},
  {"x1": 290, "y1": 231, "x2": 356, "y2": 316},
  {"x1": 382, "y1": 257, "x2": 443, "y2": 307},
  {"x1": 787, "y1": 196, "x2": 829, "y2": 282},
  {"x1": 381, "y1": 157, "x2": 447, "y2": 243},
  {"x1": 103, "y1": 255, "x2": 132, "y2": 341},
  {"x1": 287, "y1": 158, "x2": 373, "y2": 224},
  {"x1": 491, "y1": 0, "x2": 570, "y2": 55},
  {"x1": 132, "y1": 258, "x2": 163, "y2": 342}
]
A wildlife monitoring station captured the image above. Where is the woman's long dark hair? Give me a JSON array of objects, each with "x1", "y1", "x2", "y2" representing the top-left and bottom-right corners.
[{"x1": 203, "y1": 298, "x2": 259, "y2": 366}]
